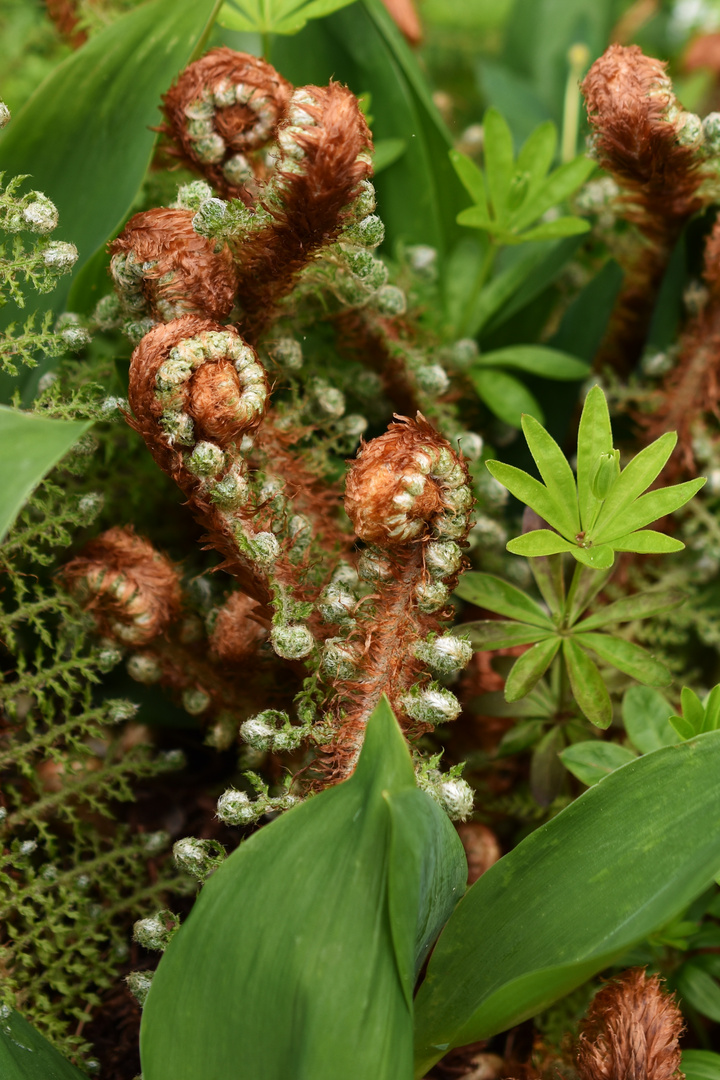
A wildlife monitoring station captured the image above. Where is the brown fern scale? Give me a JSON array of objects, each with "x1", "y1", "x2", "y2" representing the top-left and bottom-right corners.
[
  {"x1": 582, "y1": 44, "x2": 709, "y2": 374},
  {"x1": 109, "y1": 208, "x2": 237, "y2": 323},
  {"x1": 639, "y1": 213, "x2": 720, "y2": 474},
  {"x1": 576, "y1": 968, "x2": 685, "y2": 1080},
  {"x1": 234, "y1": 82, "x2": 373, "y2": 342},
  {"x1": 61, "y1": 526, "x2": 182, "y2": 645},
  {"x1": 160, "y1": 48, "x2": 292, "y2": 200}
]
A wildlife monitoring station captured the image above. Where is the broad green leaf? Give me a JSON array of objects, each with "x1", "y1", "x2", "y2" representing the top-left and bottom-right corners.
[
  {"x1": 472, "y1": 369, "x2": 543, "y2": 428},
  {"x1": 496, "y1": 719, "x2": 546, "y2": 757},
  {"x1": 506, "y1": 531, "x2": 576, "y2": 558},
  {"x1": 622, "y1": 686, "x2": 677, "y2": 754},
  {"x1": 482, "y1": 235, "x2": 583, "y2": 336},
  {"x1": 465, "y1": 243, "x2": 551, "y2": 336},
  {"x1": 505, "y1": 637, "x2": 561, "y2": 701},
  {"x1": 569, "y1": 544, "x2": 614, "y2": 570},
  {"x1": 676, "y1": 963, "x2": 720, "y2": 1022},
  {"x1": 576, "y1": 385, "x2": 613, "y2": 532},
  {"x1": 682, "y1": 686, "x2": 705, "y2": 735},
  {"x1": 219, "y1": 0, "x2": 356, "y2": 34},
  {"x1": 483, "y1": 108, "x2": 514, "y2": 221},
  {"x1": 474, "y1": 346, "x2": 589, "y2": 380},
  {"x1": 683, "y1": 1050, "x2": 720, "y2": 1080},
  {"x1": 373, "y1": 138, "x2": 407, "y2": 173},
  {"x1": 0, "y1": 406, "x2": 91, "y2": 543},
  {"x1": 577, "y1": 632, "x2": 671, "y2": 688},
  {"x1": 509, "y1": 155, "x2": 595, "y2": 233},
  {"x1": 521, "y1": 414, "x2": 580, "y2": 537},
  {"x1": 560, "y1": 741, "x2": 637, "y2": 786},
  {"x1": 575, "y1": 587, "x2": 684, "y2": 631},
  {"x1": 142, "y1": 697, "x2": 452, "y2": 1080},
  {"x1": 478, "y1": 687, "x2": 555, "y2": 721},
  {"x1": 592, "y1": 432, "x2": 677, "y2": 540},
  {"x1": 454, "y1": 573, "x2": 554, "y2": 629},
  {"x1": 449, "y1": 150, "x2": 490, "y2": 222},
  {"x1": 515, "y1": 121, "x2": 557, "y2": 192},
  {"x1": 562, "y1": 636, "x2": 612, "y2": 728},
  {"x1": 0, "y1": 0, "x2": 221, "y2": 325},
  {"x1": 485, "y1": 461, "x2": 569, "y2": 536},
  {"x1": 515, "y1": 216, "x2": 589, "y2": 242},
  {"x1": 548, "y1": 259, "x2": 624, "y2": 363},
  {"x1": 413, "y1": 732, "x2": 720, "y2": 1075},
  {"x1": 462, "y1": 621, "x2": 553, "y2": 651},
  {"x1": 594, "y1": 478, "x2": 706, "y2": 544},
  {"x1": 609, "y1": 530, "x2": 685, "y2": 555},
  {"x1": 0, "y1": 1010, "x2": 89, "y2": 1080}
]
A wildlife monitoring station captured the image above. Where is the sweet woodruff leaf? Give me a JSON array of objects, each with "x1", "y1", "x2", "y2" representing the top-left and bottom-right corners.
[
  {"x1": 670, "y1": 685, "x2": 720, "y2": 740},
  {"x1": 413, "y1": 732, "x2": 720, "y2": 1077},
  {"x1": 141, "y1": 697, "x2": 466, "y2": 1080},
  {"x1": 486, "y1": 386, "x2": 705, "y2": 568}
]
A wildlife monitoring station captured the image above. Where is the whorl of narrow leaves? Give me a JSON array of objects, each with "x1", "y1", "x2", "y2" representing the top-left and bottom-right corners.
[
  {"x1": 62, "y1": 526, "x2": 182, "y2": 646},
  {"x1": 161, "y1": 48, "x2": 293, "y2": 199},
  {"x1": 576, "y1": 968, "x2": 685, "y2": 1080}
]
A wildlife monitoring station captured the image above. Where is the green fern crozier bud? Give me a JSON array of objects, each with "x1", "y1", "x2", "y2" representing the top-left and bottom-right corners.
[
  {"x1": 175, "y1": 180, "x2": 214, "y2": 210},
  {"x1": 240, "y1": 711, "x2": 287, "y2": 750},
  {"x1": 133, "y1": 911, "x2": 179, "y2": 952},
  {"x1": 321, "y1": 638, "x2": 358, "y2": 679},
  {"x1": 42, "y1": 241, "x2": 78, "y2": 271},
  {"x1": 173, "y1": 837, "x2": 225, "y2": 879},
  {"x1": 414, "y1": 633, "x2": 473, "y2": 676},
  {"x1": 23, "y1": 193, "x2": 58, "y2": 234},
  {"x1": 0, "y1": 100, "x2": 9, "y2": 128},
  {"x1": 425, "y1": 540, "x2": 463, "y2": 579},
  {"x1": 318, "y1": 582, "x2": 356, "y2": 624},
  {"x1": 435, "y1": 777, "x2": 474, "y2": 820},
  {"x1": 415, "y1": 579, "x2": 450, "y2": 613},
  {"x1": 248, "y1": 531, "x2": 280, "y2": 566},
  {"x1": 589, "y1": 448, "x2": 620, "y2": 500},
  {"x1": 126, "y1": 653, "x2": 162, "y2": 684},
  {"x1": 358, "y1": 548, "x2": 393, "y2": 582},
  {"x1": 271, "y1": 623, "x2": 314, "y2": 660},
  {"x1": 182, "y1": 687, "x2": 211, "y2": 715},
  {"x1": 373, "y1": 284, "x2": 406, "y2": 316},
  {"x1": 126, "y1": 971, "x2": 153, "y2": 1007},
  {"x1": 401, "y1": 684, "x2": 462, "y2": 725},
  {"x1": 216, "y1": 788, "x2": 256, "y2": 826},
  {"x1": 415, "y1": 364, "x2": 450, "y2": 396},
  {"x1": 187, "y1": 440, "x2": 225, "y2": 477},
  {"x1": 702, "y1": 112, "x2": 720, "y2": 152}
]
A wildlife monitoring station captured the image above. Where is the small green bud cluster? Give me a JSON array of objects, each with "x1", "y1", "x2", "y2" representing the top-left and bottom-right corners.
[
  {"x1": 414, "y1": 633, "x2": 473, "y2": 676},
  {"x1": 126, "y1": 652, "x2": 163, "y2": 684},
  {"x1": 174, "y1": 179, "x2": 214, "y2": 210},
  {"x1": 105, "y1": 698, "x2": 138, "y2": 724},
  {"x1": 703, "y1": 111, "x2": 720, "y2": 152},
  {"x1": 156, "y1": 748, "x2": 187, "y2": 772},
  {"x1": 318, "y1": 581, "x2": 356, "y2": 625},
  {"x1": 267, "y1": 336, "x2": 303, "y2": 370},
  {"x1": 55, "y1": 312, "x2": 91, "y2": 351},
  {"x1": 0, "y1": 178, "x2": 59, "y2": 235},
  {"x1": 210, "y1": 463, "x2": 250, "y2": 509},
  {"x1": 270, "y1": 622, "x2": 314, "y2": 659},
  {"x1": 133, "y1": 910, "x2": 180, "y2": 952},
  {"x1": 182, "y1": 687, "x2": 211, "y2": 715},
  {"x1": 305, "y1": 377, "x2": 346, "y2": 422},
  {"x1": 416, "y1": 763, "x2": 474, "y2": 820},
  {"x1": 192, "y1": 196, "x2": 257, "y2": 242},
  {"x1": 0, "y1": 100, "x2": 9, "y2": 128},
  {"x1": 125, "y1": 970, "x2": 153, "y2": 1007},
  {"x1": 173, "y1": 836, "x2": 226, "y2": 880},
  {"x1": 141, "y1": 831, "x2": 171, "y2": 856},
  {"x1": 401, "y1": 682, "x2": 462, "y2": 726},
  {"x1": 216, "y1": 784, "x2": 298, "y2": 826},
  {"x1": 321, "y1": 637, "x2": 358, "y2": 679},
  {"x1": 358, "y1": 547, "x2": 394, "y2": 583},
  {"x1": 445, "y1": 338, "x2": 478, "y2": 372}
]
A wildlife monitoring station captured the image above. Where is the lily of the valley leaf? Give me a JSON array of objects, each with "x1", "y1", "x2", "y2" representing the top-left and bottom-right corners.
[{"x1": 486, "y1": 385, "x2": 706, "y2": 569}]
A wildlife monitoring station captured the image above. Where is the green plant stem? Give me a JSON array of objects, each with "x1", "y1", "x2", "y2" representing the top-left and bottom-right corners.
[{"x1": 459, "y1": 239, "x2": 496, "y2": 337}]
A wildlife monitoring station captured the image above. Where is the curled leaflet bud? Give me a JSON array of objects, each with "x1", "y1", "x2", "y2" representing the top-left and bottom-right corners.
[
  {"x1": 42, "y1": 242, "x2": 77, "y2": 271},
  {"x1": 110, "y1": 208, "x2": 236, "y2": 324},
  {"x1": 576, "y1": 968, "x2": 684, "y2": 1080},
  {"x1": 62, "y1": 527, "x2": 181, "y2": 646},
  {"x1": 173, "y1": 837, "x2": 225, "y2": 879},
  {"x1": 589, "y1": 449, "x2": 621, "y2": 500},
  {"x1": 271, "y1": 623, "x2": 314, "y2": 660},
  {"x1": 344, "y1": 414, "x2": 473, "y2": 548},
  {"x1": 161, "y1": 48, "x2": 292, "y2": 198},
  {"x1": 401, "y1": 683, "x2": 462, "y2": 726},
  {"x1": 126, "y1": 970, "x2": 153, "y2": 1006},
  {"x1": 318, "y1": 582, "x2": 356, "y2": 624},
  {"x1": 414, "y1": 633, "x2": 473, "y2": 676},
  {"x1": 129, "y1": 315, "x2": 268, "y2": 456},
  {"x1": 133, "y1": 910, "x2": 180, "y2": 952},
  {"x1": 127, "y1": 653, "x2": 163, "y2": 684},
  {"x1": 0, "y1": 101, "x2": 9, "y2": 128},
  {"x1": 216, "y1": 788, "x2": 256, "y2": 825},
  {"x1": 23, "y1": 194, "x2": 58, "y2": 234}
]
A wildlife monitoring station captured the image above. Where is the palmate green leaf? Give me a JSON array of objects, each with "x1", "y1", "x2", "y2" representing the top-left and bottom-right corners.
[
  {"x1": 456, "y1": 206, "x2": 497, "y2": 230},
  {"x1": 521, "y1": 414, "x2": 580, "y2": 538},
  {"x1": 576, "y1": 385, "x2": 613, "y2": 531},
  {"x1": 0, "y1": 1010, "x2": 89, "y2": 1080},
  {"x1": 591, "y1": 432, "x2": 677, "y2": 539},
  {"x1": 506, "y1": 530, "x2": 576, "y2": 557},
  {"x1": 141, "y1": 697, "x2": 464, "y2": 1080},
  {"x1": 505, "y1": 637, "x2": 561, "y2": 701},
  {"x1": 577, "y1": 632, "x2": 671, "y2": 687},
  {"x1": 471, "y1": 368, "x2": 543, "y2": 428},
  {"x1": 704, "y1": 686, "x2": 720, "y2": 732},
  {"x1": 484, "y1": 462, "x2": 569, "y2": 536},
  {"x1": 569, "y1": 544, "x2": 615, "y2": 569},
  {"x1": 622, "y1": 686, "x2": 677, "y2": 754},
  {"x1": 463, "y1": 242, "x2": 552, "y2": 337},
  {"x1": 0, "y1": 0, "x2": 221, "y2": 327},
  {"x1": 462, "y1": 621, "x2": 552, "y2": 651},
  {"x1": 575, "y1": 587, "x2": 684, "y2": 631},
  {"x1": 473, "y1": 346, "x2": 590, "y2": 380},
  {"x1": 482, "y1": 235, "x2": 584, "y2": 336},
  {"x1": 413, "y1": 732, "x2": 720, "y2": 1076},
  {"x1": 218, "y1": 0, "x2": 357, "y2": 34},
  {"x1": 562, "y1": 636, "x2": 612, "y2": 728},
  {"x1": 683, "y1": 1050, "x2": 720, "y2": 1080},
  {"x1": 515, "y1": 121, "x2": 557, "y2": 192},
  {"x1": 508, "y1": 155, "x2": 595, "y2": 233},
  {"x1": 483, "y1": 108, "x2": 514, "y2": 221},
  {"x1": 513, "y1": 216, "x2": 589, "y2": 243},
  {"x1": 0, "y1": 405, "x2": 91, "y2": 543},
  {"x1": 610, "y1": 529, "x2": 685, "y2": 554},
  {"x1": 449, "y1": 150, "x2": 490, "y2": 220},
  {"x1": 594, "y1": 478, "x2": 706, "y2": 544},
  {"x1": 560, "y1": 741, "x2": 637, "y2": 787},
  {"x1": 454, "y1": 572, "x2": 554, "y2": 629}
]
